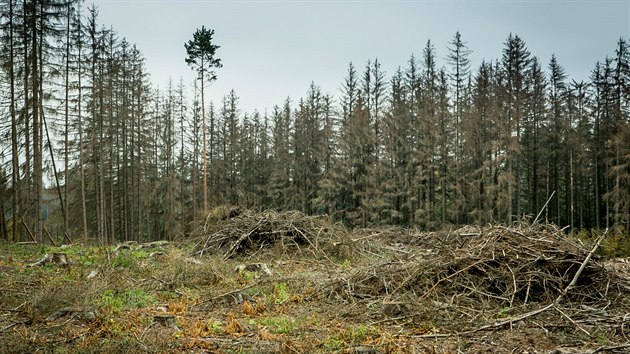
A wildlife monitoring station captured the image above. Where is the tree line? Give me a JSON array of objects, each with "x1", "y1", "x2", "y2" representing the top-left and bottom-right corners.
[{"x1": 0, "y1": 0, "x2": 628, "y2": 244}]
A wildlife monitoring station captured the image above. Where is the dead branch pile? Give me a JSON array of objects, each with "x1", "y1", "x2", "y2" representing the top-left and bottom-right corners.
[
  {"x1": 195, "y1": 210, "x2": 348, "y2": 259},
  {"x1": 330, "y1": 224, "x2": 628, "y2": 309}
]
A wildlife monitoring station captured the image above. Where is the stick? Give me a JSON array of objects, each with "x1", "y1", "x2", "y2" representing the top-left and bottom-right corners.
[
  {"x1": 409, "y1": 333, "x2": 453, "y2": 339},
  {"x1": 554, "y1": 306, "x2": 590, "y2": 336},
  {"x1": 461, "y1": 303, "x2": 555, "y2": 334},
  {"x1": 22, "y1": 220, "x2": 37, "y2": 243},
  {"x1": 63, "y1": 232, "x2": 72, "y2": 244},
  {"x1": 555, "y1": 228, "x2": 608, "y2": 305},
  {"x1": 411, "y1": 303, "x2": 556, "y2": 337},
  {"x1": 590, "y1": 343, "x2": 630, "y2": 353},
  {"x1": 532, "y1": 191, "x2": 555, "y2": 226},
  {"x1": 223, "y1": 223, "x2": 261, "y2": 260},
  {"x1": 43, "y1": 226, "x2": 57, "y2": 247},
  {"x1": 412, "y1": 260, "x2": 486, "y2": 299}
]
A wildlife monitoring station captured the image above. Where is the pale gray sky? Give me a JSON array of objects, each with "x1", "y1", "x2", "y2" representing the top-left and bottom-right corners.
[{"x1": 91, "y1": 0, "x2": 630, "y2": 114}]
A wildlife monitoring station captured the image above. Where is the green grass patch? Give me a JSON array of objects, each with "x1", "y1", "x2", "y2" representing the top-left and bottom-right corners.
[
  {"x1": 110, "y1": 249, "x2": 150, "y2": 268},
  {"x1": 321, "y1": 336, "x2": 344, "y2": 351},
  {"x1": 99, "y1": 288, "x2": 157, "y2": 312},
  {"x1": 208, "y1": 320, "x2": 224, "y2": 333},
  {"x1": 250, "y1": 316, "x2": 297, "y2": 334},
  {"x1": 347, "y1": 324, "x2": 378, "y2": 342},
  {"x1": 273, "y1": 282, "x2": 290, "y2": 304}
]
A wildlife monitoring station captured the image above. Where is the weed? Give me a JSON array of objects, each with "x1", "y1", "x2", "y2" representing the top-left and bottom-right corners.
[
  {"x1": 209, "y1": 320, "x2": 224, "y2": 333},
  {"x1": 242, "y1": 270, "x2": 256, "y2": 280},
  {"x1": 130, "y1": 249, "x2": 150, "y2": 260},
  {"x1": 273, "y1": 282, "x2": 290, "y2": 304},
  {"x1": 322, "y1": 336, "x2": 344, "y2": 351},
  {"x1": 348, "y1": 324, "x2": 378, "y2": 342},
  {"x1": 110, "y1": 253, "x2": 134, "y2": 268},
  {"x1": 99, "y1": 289, "x2": 156, "y2": 312},
  {"x1": 497, "y1": 306, "x2": 511, "y2": 318},
  {"x1": 243, "y1": 286, "x2": 262, "y2": 297},
  {"x1": 0, "y1": 243, "x2": 39, "y2": 260},
  {"x1": 110, "y1": 249, "x2": 150, "y2": 269},
  {"x1": 255, "y1": 316, "x2": 297, "y2": 334}
]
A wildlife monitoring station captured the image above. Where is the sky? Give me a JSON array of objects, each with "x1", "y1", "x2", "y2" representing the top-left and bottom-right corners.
[{"x1": 91, "y1": 0, "x2": 630, "y2": 114}]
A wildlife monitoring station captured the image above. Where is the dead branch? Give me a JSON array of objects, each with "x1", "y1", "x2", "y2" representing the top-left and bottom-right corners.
[
  {"x1": 532, "y1": 191, "x2": 556, "y2": 227},
  {"x1": 555, "y1": 228, "x2": 608, "y2": 305}
]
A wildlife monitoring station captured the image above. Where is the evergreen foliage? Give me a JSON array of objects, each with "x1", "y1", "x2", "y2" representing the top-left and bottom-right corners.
[{"x1": 0, "y1": 4, "x2": 628, "y2": 244}]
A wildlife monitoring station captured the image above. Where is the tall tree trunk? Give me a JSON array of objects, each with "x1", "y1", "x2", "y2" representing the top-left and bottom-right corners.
[
  {"x1": 9, "y1": 0, "x2": 20, "y2": 242},
  {"x1": 570, "y1": 151, "x2": 574, "y2": 231},
  {"x1": 78, "y1": 36, "x2": 88, "y2": 242},
  {"x1": 178, "y1": 80, "x2": 186, "y2": 231},
  {"x1": 63, "y1": 0, "x2": 71, "y2": 238},
  {"x1": 32, "y1": 0, "x2": 42, "y2": 243},
  {"x1": 201, "y1": 62, "x2": 207, "y2": 215},
  {"x1": 121, "y1": 51, "x2": 129, "y2": 242},
  {"x1": 23, "y1": 0, "x2": 31, "y2": 243}
]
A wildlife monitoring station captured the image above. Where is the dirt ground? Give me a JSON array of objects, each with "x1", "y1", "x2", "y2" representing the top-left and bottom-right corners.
[{"x1": 1, "y1": 211, "x2": 629, "y2": 353}]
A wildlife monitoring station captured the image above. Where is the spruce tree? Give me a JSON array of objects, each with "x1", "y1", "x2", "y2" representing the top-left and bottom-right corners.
[{"x1": 185, "y1": 26, "x2": 222, "y2": 215}]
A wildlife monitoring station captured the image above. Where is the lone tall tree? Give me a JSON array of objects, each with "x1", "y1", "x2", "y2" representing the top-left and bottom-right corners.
[{"x1": 185, "y1": 26, "x2": 222, "y2": 215}]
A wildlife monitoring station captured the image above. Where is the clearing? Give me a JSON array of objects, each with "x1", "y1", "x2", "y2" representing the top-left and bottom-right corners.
[{"x1": 1, "y1": 210, "x2": 629, "y2": 353}]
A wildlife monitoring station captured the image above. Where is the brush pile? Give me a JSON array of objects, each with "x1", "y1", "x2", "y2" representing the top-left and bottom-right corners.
[
  {"x1": 347, "y1": 224, "x2": 617, "y2": 303},
  {"x1": 194, "y1": 209, "x2": 348, "y2": 259},
  {"x1": 324, "y1": 224, "x2": 630, "y2": 339}
]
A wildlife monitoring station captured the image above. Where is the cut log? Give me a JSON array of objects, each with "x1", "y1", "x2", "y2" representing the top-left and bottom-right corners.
[{"x1": 46, "y1": 306, "x2": 98, "y2": 321}]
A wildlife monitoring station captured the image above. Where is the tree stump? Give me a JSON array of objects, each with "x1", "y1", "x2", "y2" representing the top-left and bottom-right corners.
[
  {"x1": 153, "y1": 314, "x2": 179, "y2": 330},
  {"x1": 27, "y1": 253, "x2": 69, "y2": 267}
]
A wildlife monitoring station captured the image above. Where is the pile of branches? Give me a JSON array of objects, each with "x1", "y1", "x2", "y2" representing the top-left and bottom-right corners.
[
  {"x1": 331, "y1": 224, "x2": 628, "y2": 309},
  {"x1": 322, "y1": 224, "x2": 630, "y2": 344},
  {"x1": 195, "y1": 209, "x2": 347, "y2": 259}
]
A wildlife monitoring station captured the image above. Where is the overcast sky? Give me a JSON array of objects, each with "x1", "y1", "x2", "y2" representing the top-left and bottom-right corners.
[{"x1": 91, "y1": 0, "x2": 629, "y2": 114}]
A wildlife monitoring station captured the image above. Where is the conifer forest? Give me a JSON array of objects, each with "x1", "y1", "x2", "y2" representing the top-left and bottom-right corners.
[{"x1": 1, "y1": 0, "x2": 629, "y2": 245}]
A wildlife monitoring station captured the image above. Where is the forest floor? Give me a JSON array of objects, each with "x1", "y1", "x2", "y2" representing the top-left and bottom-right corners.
[{"x1": 1, "y1": 210, "x2": 630, "y2": 353}]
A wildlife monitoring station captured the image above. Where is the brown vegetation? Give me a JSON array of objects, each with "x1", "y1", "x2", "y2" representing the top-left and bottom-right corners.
[{"x1": 1, "y1": 211, "x2": 629, "y2": 353}]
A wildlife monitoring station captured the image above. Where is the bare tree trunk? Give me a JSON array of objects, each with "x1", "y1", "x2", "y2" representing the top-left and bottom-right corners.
[
  {"x1": 23, "y1": 0, "x2": 31, "y2": 243},
  {"x1": 108, "y1": 53, "x2": 115, "y2": 245},
  {"x1": 178, "y1": 80, "x2": 186, "y2": 232},
  {"x1": 201, "y1": 62, "x2": 208, "y2": 216},
  {"x1": 99, "y1": 88, "x2": 106, "y2": 244},
  {"x1": 63, "y1": 1, "x2": 71, "y2": 238},
  {"x1": 136, "y1": 89, "x2": 142, "y2": 241},
  {"x1": 122, "y1": 55, "x2": 129, "y2": 242},
  {"x1": 9, "y1": 0, "x2": 20, "y2": 242},
  {"x1": 78, "y1": 33, "x2": 88, "y2": 242},
  {"x1": 32, "y1": 1, "x2": 42, "y2": 243},
  {"x1": 570, "y1": 151, "x2": 574, "y2": 231}
]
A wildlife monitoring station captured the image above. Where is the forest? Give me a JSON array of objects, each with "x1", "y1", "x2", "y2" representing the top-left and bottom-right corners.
[{"x1": 0, "y1": 0, "x2": 629, "y2": 245}]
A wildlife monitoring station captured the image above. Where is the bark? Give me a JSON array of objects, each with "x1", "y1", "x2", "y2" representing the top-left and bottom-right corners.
[{"x1": 9, "y1": 0, "x2": 20, "y2": 242}]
